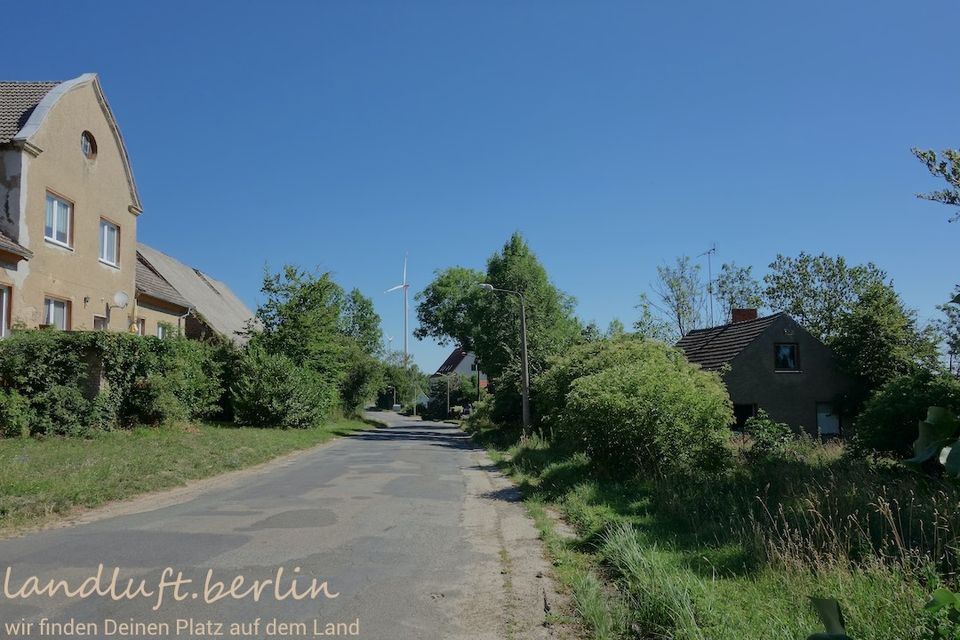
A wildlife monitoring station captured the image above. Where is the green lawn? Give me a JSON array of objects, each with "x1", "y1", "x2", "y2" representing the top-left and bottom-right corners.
[
  {"x1": 472, "y1": 425, "x2": 932, "y2": 640},
  {"x1": 0, "y1": 419, "x2": 370, "y2": 533}
]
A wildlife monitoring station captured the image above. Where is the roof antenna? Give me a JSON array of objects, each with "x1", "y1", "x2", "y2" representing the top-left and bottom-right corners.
[{"x1": 698, "y1": 243, "x2": 717, "y2": 326}]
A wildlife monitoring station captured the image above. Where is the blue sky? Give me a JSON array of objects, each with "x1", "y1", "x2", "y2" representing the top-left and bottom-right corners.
[{"x1": 8, "y1": 2, "x2": 958, "y2": 370}]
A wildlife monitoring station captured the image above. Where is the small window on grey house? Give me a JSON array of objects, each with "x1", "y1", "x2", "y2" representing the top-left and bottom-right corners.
[{"x1": 774, "y1": 343, "x2": 799, "y2": 371}]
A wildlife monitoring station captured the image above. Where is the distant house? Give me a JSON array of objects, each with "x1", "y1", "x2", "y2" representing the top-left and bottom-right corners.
[
  {"x1": 136, "y1": 243, "x2": 254, "y2": 344},
  {"x1": 676, "y1": 309, "x2": 848, "y2": 437},
  {"x1": 434, "y1": 348, "x2": 488, "y2": 388}
]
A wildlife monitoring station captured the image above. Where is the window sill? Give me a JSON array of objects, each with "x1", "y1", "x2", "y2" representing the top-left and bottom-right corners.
[
  {"x1": 774, "y1": 369, "x2": 803, "y2": 374},
  {"x1": 98, "y1": 259, "x2": 120, "y2": 269},
  {"x1": 44, "y1": 238, "x2": 73, "y2": 251}
]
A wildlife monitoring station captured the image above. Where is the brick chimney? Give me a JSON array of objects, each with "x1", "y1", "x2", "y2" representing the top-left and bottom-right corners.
[{"x1": 731, "y1": 308, "x2": 758, "y2": 323}]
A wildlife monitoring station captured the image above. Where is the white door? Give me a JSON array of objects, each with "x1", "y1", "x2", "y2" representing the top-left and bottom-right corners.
[{"x1": 817, "y1": 402, "x2": 840, "y2": 437}]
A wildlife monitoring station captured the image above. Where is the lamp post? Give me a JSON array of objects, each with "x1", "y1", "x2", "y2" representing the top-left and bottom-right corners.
[{"x1": 478, "y1": 283, "x2": 531, "y2": 437}]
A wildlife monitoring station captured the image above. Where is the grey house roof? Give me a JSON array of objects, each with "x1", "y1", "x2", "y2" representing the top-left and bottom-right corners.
[
  {"x1": 135, "y1": 253, "x2": 190, "y2": 309},
  {"x1": 137, "y1": 243, "x2": 255, "y2": 343},
  {"x1": 0, "y1": 81, "x2": 59, "y2": 144},
  {"x1": 676, "y1": 312, "x2": 784, "y2": 371}
]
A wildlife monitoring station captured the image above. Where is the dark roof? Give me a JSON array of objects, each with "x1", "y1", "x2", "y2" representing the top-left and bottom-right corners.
[
  {"x1": 436, "y1": 348, "x2": 468, "y2": 375},
  {"x1": 676, "y1": 312, "x2": 784, "y2": 371},
  {"x1": 0, "y1": 230, "x2": 31, "y2": 259},
  {"x1": 135, "y1": 252, "x2": 191, "y2": 309},
  {"x1": 0, "y1": 81, "x2": 59, "y2": 144}
]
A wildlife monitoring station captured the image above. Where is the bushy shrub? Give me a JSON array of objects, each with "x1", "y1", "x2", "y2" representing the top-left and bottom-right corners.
[
  {"x1": 744, "y1": 410, "x2": 794, "y2": 460},
  {"x1": 30, "y1": 385, "x2": 92, "y2": 437},
  {"x1": 535, "y1": 336, "x2": 676, "y2": 440},
  {"x1": 339, "y1": 353, "x2": 383, "y2": 417},
  {"x1": 0, "y1": 390, "x2": 31, "y2": 438},
  {"x1": 232, "y1": 346, "x2": 337, "y2": 428},
  {"x1": 563, "y1": 351, "x2": 733, "y2": 476},
  {"x1": 853, "y1": 370, "x2": 960, "y2": 457}
]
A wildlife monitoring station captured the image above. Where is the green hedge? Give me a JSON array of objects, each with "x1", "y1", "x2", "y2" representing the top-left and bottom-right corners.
[{"x1": 0, "y1": 330, "x2": 228, "y2": 437}]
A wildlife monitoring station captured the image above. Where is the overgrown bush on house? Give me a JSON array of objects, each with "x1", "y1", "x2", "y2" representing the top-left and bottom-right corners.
[
  {"x1": 30, "y1": 384, "x2": 93, "y2": 437},
  {"x1": 0, "y1": 330, "x2": 229, "y2": 436},
  {"x1": 562, "y1": 353, "x2": 733, "y2": 477},
  {"x1": 853, "y1": 370, "x2": 960, "y2": 457},
  {"x1": 231, "y1": 345, "x2": 338, "y2": 428}
]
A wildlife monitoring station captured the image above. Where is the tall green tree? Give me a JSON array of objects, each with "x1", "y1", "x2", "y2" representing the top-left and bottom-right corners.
[
  {"x1": 249, "y1": 265, "x2": 348, "y2": 381},
  {"x1": 648, "y1": 256, "x2": 704, "y2": 338},
  {"x1": 762, "y1": 253, "x2": 886, "y2": 343},
  {"x1": 831, "y1": 281, "x2": 940, "y2": 412},
  {"x1": 415, "y1": 233, "x2": 581, "y2": 423},
  {"x1": 340, "y1": 288, "x2": 383, "y2": 356},
  {"x1": 936, "y1": 286, "x2": 960, "y2": 375},
  {"x1": 912, "y1": 147, "x2": 960, "y2": 222},
  {"x1": 715, "y1": 262, "x2": 763, "y2": 321},
  {"x1": 413, "y1": 267, "x2": 485, "y2": 350},
  {"x1": 633, "y1": 292, "x2": 675, "y2": 342}
]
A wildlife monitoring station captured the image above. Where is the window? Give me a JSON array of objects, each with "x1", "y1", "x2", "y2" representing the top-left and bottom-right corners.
[
  {"x1": 157, "y1": 323, "x2": 170, "y2": 339},
  {"x1": 99, "y1": 219, "x2": 119, "y2": 266},
  {"x1": 81, "y1": 131, "x2": 97, "y2": 159},
  {"x1": 43, "y1": 297, "x2": 70, "y2": 330},
  {"x1": 135, "y1": 318, "x2": 145, "y2": 336},
  {"x1": 93, "y1": 315, "x2": 108, "y2": 331},
  {"x1": 0, "y1": 285, "x2": 9, "y2": 338},
  {"x1": 774, "y1": 343, "x2": 799, "y2": 371},
  {"x1": 44, "y1": 194, "x2": 72, "y2": 247}
]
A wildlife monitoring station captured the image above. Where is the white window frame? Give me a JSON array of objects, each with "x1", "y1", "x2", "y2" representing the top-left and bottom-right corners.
[
  {"x1": 0, "y1": 285, "x2": 9, "y2": 338},
  {"x1": 136, "y1": 318, "x2": 145, "y2": 336},
  {"x1": 43, "y1": 297, "x2": 69, "y2": 330},
  {"x1": 157, "y1": 323, "x2": 169, "y2": 339},
  {"x1": 93, "y1": 315, "x2": 108, "y2": 331},
  {"x1": 99, "y1": 219, "x2": 120, "y2": 266},
  {"x1": 44, "y1": 193, "x2": 72, "y2": 248}
]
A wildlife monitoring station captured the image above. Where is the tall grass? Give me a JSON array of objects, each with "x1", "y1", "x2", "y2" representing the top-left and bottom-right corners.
[{"x1": 472, "y1": 419, "x2": 949, "y2": 639}]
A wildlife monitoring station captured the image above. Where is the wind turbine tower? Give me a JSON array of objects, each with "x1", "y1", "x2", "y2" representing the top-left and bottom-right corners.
[{"x1": 385, "y1": 255, "x2": 410, "y2": 365}]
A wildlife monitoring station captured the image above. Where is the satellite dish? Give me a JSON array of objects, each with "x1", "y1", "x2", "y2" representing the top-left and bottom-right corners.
[{"x1": 113, "y1": 291, "x2": 129, "y2": 309}]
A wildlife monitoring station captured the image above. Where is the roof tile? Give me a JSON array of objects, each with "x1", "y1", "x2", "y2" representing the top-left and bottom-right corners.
[
  {"x1": 0, "y1": 81, "x2": 59, "y2": 144},
  {"x1": 676, "y1": 312, "x2": 783, "y2": 370}
]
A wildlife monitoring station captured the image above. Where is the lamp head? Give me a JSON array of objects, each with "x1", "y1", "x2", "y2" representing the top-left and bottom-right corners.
[{"x1": 478, "y1": 283, "x2": 494, "y2": 291}]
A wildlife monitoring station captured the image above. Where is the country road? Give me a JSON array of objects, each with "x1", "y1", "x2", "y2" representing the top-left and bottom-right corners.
[{"x1": 0, "y1": 413, "x2": 563, "y2": 640}]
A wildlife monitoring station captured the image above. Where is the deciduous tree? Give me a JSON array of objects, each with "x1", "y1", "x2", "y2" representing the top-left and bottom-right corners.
[{"x1": 912, "y1": 147, "x2": 960, "y2": 222}]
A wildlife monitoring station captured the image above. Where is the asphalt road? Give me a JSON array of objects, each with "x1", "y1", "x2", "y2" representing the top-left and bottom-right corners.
[{"x1": 0, "y1": 413, "x2": 560, "y2": 640}]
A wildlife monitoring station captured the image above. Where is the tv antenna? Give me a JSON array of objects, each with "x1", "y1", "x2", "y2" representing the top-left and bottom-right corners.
[{"x1": 698, "y1": 243, "x2": 717, "y2": 326}]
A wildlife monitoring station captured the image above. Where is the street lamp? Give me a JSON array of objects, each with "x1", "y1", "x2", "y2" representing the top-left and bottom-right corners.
[{"x1": 478, "y1": 283, "x2": 531, "y2": 436}]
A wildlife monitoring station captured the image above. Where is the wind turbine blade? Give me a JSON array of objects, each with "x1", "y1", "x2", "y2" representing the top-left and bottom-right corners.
[
  {"x1": 385, "y1": 284, "x2": 404, "y2": 293},
  {"x1": 402, "y1": 255, "x2": 407, "y2": 285}
]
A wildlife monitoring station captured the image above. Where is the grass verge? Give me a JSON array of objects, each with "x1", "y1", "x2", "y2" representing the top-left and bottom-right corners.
[
  {"x1": 0, "y1": 418, "x2": 371, "y2": 533},
  {"x1": 472, "y1": 425, "x2": 932, "y2": 640}
]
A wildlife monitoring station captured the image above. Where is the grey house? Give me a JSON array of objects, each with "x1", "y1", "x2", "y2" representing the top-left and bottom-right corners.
[{"x1": 676, "y1": 310, "x2": 848, "y2": 437}]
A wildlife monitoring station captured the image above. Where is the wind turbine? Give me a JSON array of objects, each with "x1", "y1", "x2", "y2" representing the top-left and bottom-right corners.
[{"x1": 385, "y1": 255, "x2": 410, "y2": 366}]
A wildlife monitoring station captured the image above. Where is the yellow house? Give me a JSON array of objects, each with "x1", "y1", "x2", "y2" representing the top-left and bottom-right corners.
[
  {"x1": 0, "y1": 73, "x2": 254, "y2": 342},
  {"x1": 0, "y1": 74, "x2": 141, "y2": 334}
]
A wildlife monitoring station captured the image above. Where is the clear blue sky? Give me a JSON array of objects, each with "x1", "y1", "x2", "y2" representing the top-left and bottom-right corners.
[{"x1": 8, "y1": 2, "x2": 958, "y2": 370}]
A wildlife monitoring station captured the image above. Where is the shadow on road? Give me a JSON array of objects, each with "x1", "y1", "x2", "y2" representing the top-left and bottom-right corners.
[{"x1": 346, "y1": 422, "x2": 475, "y2": 451}]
